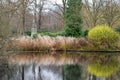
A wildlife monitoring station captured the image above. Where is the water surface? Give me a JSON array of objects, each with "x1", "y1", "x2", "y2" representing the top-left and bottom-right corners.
[{"x1": 0, "y1": 52, "x2": 120, "y2": 80}]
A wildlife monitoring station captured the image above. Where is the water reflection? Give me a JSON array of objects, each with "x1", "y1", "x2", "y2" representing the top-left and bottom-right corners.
[
  {"x1": 8, "y1": 52, "x2": 86, "y2": 65},
  {"x1": 0, "y1": 52, "x2": 120, "y2": 80},
  {"x1": 87, "y1": 54, "x2": 119, "y2": 78}
]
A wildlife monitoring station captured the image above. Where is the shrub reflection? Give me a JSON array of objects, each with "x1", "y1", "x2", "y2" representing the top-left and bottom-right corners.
[{"x1": 87, "y1": 53, "x2": 119, "y2": 77}]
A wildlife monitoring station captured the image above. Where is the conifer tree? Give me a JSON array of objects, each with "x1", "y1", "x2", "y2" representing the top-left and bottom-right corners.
[{"x1": 65, "y1": 0, "x2": 83, "y2": 37}]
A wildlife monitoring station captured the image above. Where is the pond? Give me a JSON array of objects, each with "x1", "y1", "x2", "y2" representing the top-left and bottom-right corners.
[{"x1": 0, "y1": 52, "x2": 120, "y2": 80}]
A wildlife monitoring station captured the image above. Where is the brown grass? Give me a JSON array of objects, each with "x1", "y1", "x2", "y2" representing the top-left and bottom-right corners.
[{"x1": 12, "y1": 36, "x2": 91, "y2": 51}]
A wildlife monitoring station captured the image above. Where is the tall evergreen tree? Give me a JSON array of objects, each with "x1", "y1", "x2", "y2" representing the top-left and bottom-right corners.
[{"x1": 65, "y1": 0, "x2": 83, "y2": 37}]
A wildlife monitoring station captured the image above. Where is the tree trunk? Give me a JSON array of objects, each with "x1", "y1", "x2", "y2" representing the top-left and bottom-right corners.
[
  {"x1": 21, "y1": 0, "x2": 26, "y2": 35},
  {"x1": 38, "y1": 66, "x2": 42, "y2": 80},
  {"x1": 22, "y1": 66, "x2": 24, "y2": 80}
]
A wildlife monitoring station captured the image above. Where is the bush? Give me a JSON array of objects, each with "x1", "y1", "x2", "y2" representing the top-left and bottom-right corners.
[
  {"x1": 115, "y1": 27, "x2": 120, "y2": 33},
  {"x1": 32, "y1": 34, "x2": 38, "y2": 39},
  {"x1": 24, "y1": 30, "x2": 31, "y2": 36},
  {"x1": 88, "y1": 25, "x2": 119, "y2": 48},
  {"x1": 83, "y1": 30, "x2": 89, "y2": 37},
  {"x1": 65, "y1": 26, "x2": 83, "y2": 37},
  {"x1": 39, "y1": 31, "x2": 64, "y2": 37}
]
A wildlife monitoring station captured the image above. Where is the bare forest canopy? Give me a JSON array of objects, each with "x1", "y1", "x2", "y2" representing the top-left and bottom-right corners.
[{"x1": 0, "y1": 0, "x2": 120, "y2": 35}]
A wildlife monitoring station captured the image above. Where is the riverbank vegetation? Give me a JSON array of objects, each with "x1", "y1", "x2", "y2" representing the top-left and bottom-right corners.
[
  {"x1": 12, "y1": 25, "x2": 120, "y2": 51},
  {"x1": 0, "y1": 0, "x2": 119, "y2": 51}
]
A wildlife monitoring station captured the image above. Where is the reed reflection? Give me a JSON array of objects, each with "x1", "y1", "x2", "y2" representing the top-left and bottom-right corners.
[
  {"x1": 9, "y1": 52, "x2": 86, "y2": 66},
  {"x1": 8, "y1": 52, "x2": 120, "y2": 80}
]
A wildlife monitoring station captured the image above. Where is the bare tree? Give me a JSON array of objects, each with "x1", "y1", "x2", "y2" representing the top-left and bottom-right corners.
[
  {"x1": 31, "y1": 0, "x2": 47, "y2": 30},
  {"x1": 34, "y1": 0, "x2": 37, "y2": 25},
  {"x1": 82, "y1": 0, "x2": 120, "y2": 28},
  {"x1": 48, "y1": 0, "x2": 67, "y2": 29},
  {"x1": 20, "y1": 0, "x2": 31, "y2": 34},
  {"x1": 0, "y1": 0, "x2": 21, "y2": 36},
  {"x1": 102, "y1": 0, "x2": 120, "y2": 27},
  {"x1": 52, "y1": 0, "x2": 67, "y2": 18},
  {"x1": 38, "y1": 0, "x2": 45, "y2": 29},
  {"x1": 83, "y1": 0, "x2": 104, "y2": 28}
]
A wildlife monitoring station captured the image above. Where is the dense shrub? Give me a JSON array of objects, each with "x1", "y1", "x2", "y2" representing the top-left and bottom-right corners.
[
  {"x1": 39, "y1": 31, "x2": 64, "y2": 37},
  {"x1": 32, "y1": 34, "x2": 38, "y2": 39},
  {"x1": 115, "y1": 27, "x2": 120, "y2": 33},
  {"x1": 65, "y1": 26, "x2": 83, "y2": 37},
  {"x1": 83, "y1": 30, "x2": 89, "y2": 37},
  {"x1": 24, "y1": 30, "x2": 31, "y2": 36},
  {"x1": 88, "y1": 25, "x2": 119, "y2": 48}
]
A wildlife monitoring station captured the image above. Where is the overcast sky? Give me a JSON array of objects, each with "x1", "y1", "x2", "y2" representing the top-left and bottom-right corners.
[
  {"x1": 50, "y1": 0, "x2": 62, "y2": 4},
  {"x1": 50, "y1": 0, "x2": 93, "y2": 4}
]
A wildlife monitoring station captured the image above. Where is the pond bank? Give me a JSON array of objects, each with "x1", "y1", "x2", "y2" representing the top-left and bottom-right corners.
[
  {"x1": 4, "y1": 50, "x2": 120, "y2": 53},
  {"x1": 11, "y1": 36, "x2": 120, "y2": 51}
]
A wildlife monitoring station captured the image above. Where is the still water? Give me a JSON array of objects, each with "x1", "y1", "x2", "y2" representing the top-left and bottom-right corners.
[{"x1": 0, "y1": 52, "x2": 120, "y2": 80}]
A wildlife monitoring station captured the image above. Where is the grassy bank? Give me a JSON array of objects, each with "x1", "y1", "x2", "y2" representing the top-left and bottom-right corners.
[
  {"x1": 12, "y1": 35, "x2": 120, "y2": 51},
  {"x1": 12, "y1": 36, "x2": 90, "y2": 51},
  {"x1": 12, "y1": 25, "x2": 120, "y2": 51}
]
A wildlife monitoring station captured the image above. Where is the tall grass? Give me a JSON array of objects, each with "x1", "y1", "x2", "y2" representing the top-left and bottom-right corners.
[{"x1": 13, "y1": 35, "x2": 90, "y2": 51}]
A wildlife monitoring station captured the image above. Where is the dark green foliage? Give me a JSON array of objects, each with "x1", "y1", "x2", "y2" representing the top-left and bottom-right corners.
[
  {"x1": 115, "y1": 27, "x2": 120, "y2": 33},
  {"x1": 32, "y1": 34, "x2": 38, "y2": 39},
  {"x1": 65, "y1": 0, "x2": 83, "y2": 37},
  {"x1": 65, "y1": 26, "x2": 83, "y2": 37},
  {"x1": 24, "y1": 30, "x2": 31, "y2": 36},
  {"x1": 83, "y1": 30, "x2": 89, "y2": 37},
  {"x1": 63, "y1": 64, "x2": 82, "y2": 80},
  {"x1": 39, "y1": 31, "x2": 65, "y2": 37}
]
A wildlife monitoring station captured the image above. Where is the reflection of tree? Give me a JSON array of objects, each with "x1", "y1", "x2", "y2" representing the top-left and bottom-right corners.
[
  {"x1": 63, "y1": 64, "x2": 82, "y2": 80},
  {"x1": 87, "y1": 54, "x2": 119, "y2": 78}
]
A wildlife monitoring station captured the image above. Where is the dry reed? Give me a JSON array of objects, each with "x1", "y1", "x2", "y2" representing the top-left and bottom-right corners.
[{"x1": 12, "y1": 35, "x2": 90, "y2": 51}]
